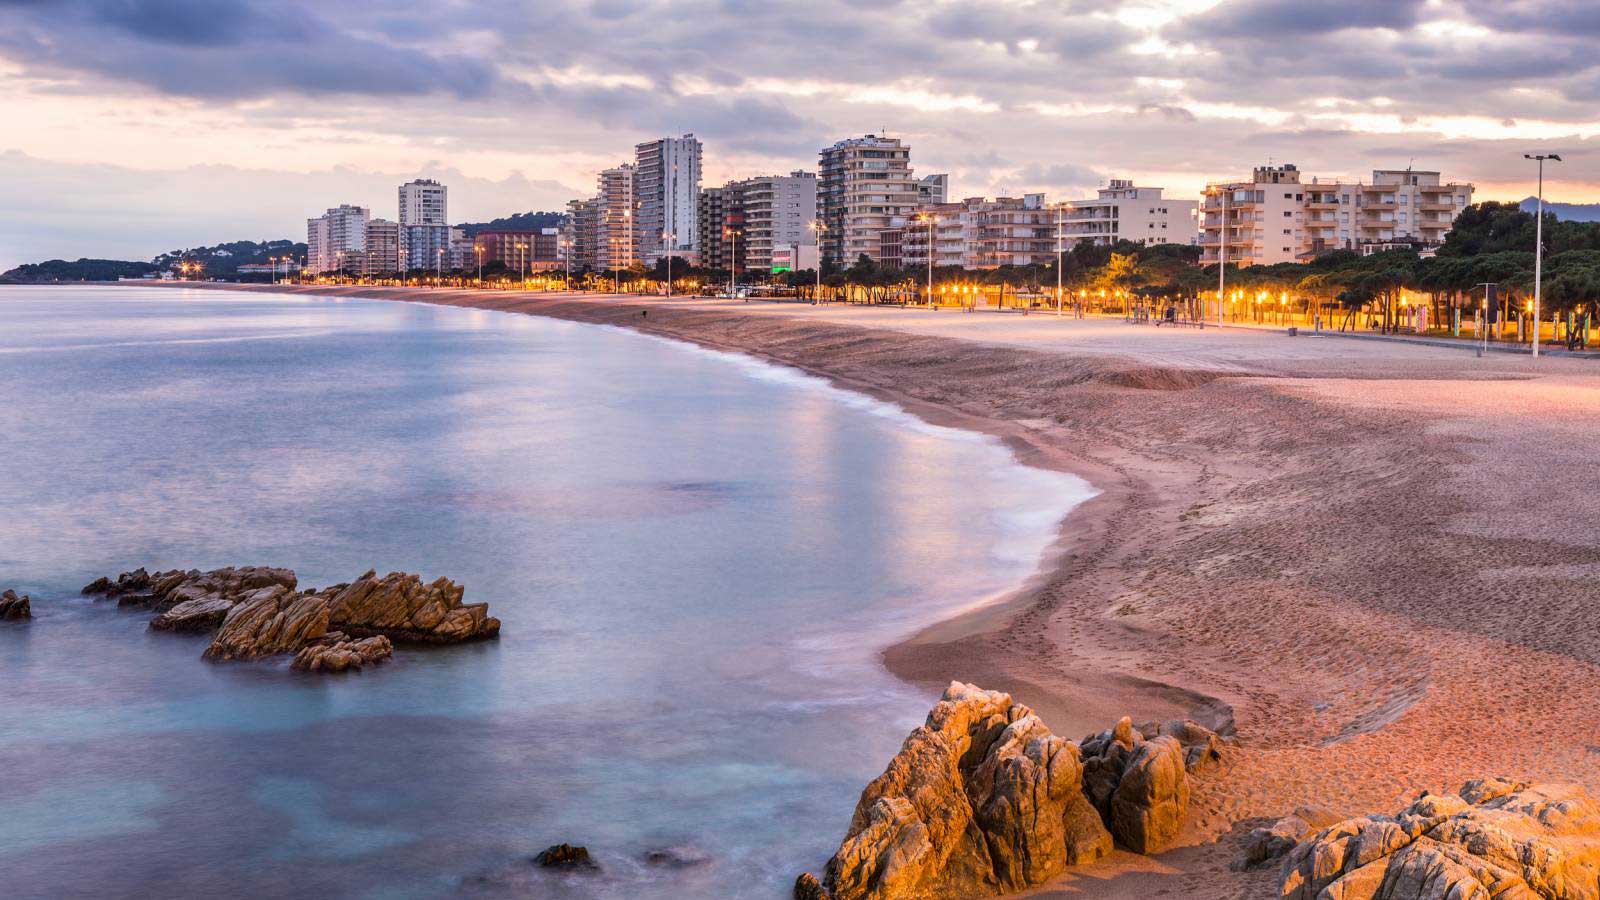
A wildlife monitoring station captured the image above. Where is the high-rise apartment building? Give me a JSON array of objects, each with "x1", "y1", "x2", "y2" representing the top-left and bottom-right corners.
[
  {"x1": 696, "y1": 184, "x2": 742, "y2": 271},
  {"x1": 732, "y1": 171, "x2": 817, "y2": 272},
  {"x1": 595, "y1": 163, "x2": 637, "y2": 271},
  {"x1": 634, "y1": 134, "x2": 702, "y2": 262},
  {"x1": 398, "y1": 179, "x2": 448, "y2": 226},
  {"x1": 364, "y1": 218, "x2": 399, "y2": 275},
  {"x1": 399, "y1": 223, "x2": 451, "y2": 274},
  {"x1": 1202, "y1": 164, "x2": 1474, "y2": 266},
  {"x1": 818, "y1": 135, "x2": 920, "y2": 265},
  {"x1": 1057, "y1": 180, "x2": 1199, "y2": 248},
  {"x1": 568, "y1": 197, "x2": 601, "y2": 271},
  {"x1": 305, "y1": 203, "x2": 369, "y2": 274}
]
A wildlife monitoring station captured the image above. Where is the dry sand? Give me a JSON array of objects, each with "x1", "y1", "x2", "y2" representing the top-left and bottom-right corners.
[{"x1": 146, "y1": 284, "x2": 1600, "y2": 897}]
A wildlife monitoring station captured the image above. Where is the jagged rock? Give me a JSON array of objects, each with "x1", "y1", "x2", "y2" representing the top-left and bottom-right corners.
[
  {"x1": 794, "y1": 872, "x2": 827, "y2": 899},
  {"x1": 0, "y1": 589, "x2": 30, "y2": 620},
  {"x1": 1233, "y1": 806, "x2": 1342, "y2": 871},
  {"x1": 290, "y1": 633, "x2": 392, "y2": 672},
  {"x1": 811, "y1": 683, "x2": 1149, "y2": 900},
  {"x1": 82, "y1": 565, "x2": 297, "y2": 615},
  {"x1": 203, "y1": 585, "x2": 330, "y2": 661},
  {"x1": 149, "y1": 596, "x2": 235, "y2": 632},
  {"x1": 327, "y1": 570, "x2": 499, "y2": 643},
  {"x1": 533, "y1": 843, "x2": 596, "y2": 870},
  {"x1": 1110, "y1": 736, "x2": 1189, "y2": 854},
  {"x1": 1279, "y1": 781, "x2": 1600, "y2": 899}
]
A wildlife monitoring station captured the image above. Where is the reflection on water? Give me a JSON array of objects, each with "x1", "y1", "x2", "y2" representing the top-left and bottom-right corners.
[{"x1": 0, "y1": 286, "x2": 1092, "y2": 899}]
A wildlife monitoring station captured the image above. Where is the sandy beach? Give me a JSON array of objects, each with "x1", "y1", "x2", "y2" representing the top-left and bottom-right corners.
[{"x1": 140, "y1": 283, "x2": 1600, "y2": 897}]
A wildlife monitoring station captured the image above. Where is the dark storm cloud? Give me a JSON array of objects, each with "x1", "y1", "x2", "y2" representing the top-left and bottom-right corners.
[
  {"x1": 1181, "y1": 0, "x2": 1426, "y2": 39},
  {"x1": 0, "y1": 0, "x2": 501, "y2": 98}
]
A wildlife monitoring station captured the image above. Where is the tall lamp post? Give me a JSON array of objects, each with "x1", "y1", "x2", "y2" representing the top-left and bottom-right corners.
[
  {"x1": 475, "y1": 244, "x2": 484, "y2": 288},
  {"x1": 809, "y1": 220, "x2": 826, "y2": 304},
  {"x1": 1054, "y1": 204, "x2": 1064, "y2": 316},
  {"x1": 561, "y1": 238, "x2": 572, "y2": 291},
  {"x1": 1215, "y1": 185, "x2": 1228, "y2": 326},
  {"x1": 918, "y1": 213, "x2": 935, "y2": 309},
  {"x1": 727, "y1": 228, "x2": 742, "y2": 299},
  {"x1": 1525, "y1": 153, "x2": 1561, "y2": 358},
  {"x1": 436, "y1": 248, "x2": 443, "y2": 288},
  {"x1": 663, "y1": 231, "x2": 675, "y2": 297}
]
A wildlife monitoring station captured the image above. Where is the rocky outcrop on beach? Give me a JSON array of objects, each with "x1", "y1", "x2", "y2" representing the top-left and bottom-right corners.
[
  {"x1": 84, "y1": 566, "x2": 297, "y2": 613},
  {"x1": 326, "y1": 570, "x2": 500, "y2": 643},
  {"x1": 203, "y1": 584, "x2": 331, "y2": 661},
  {"x1": 1232, "y1": 806, "x2": 1341, "y2": 871},
  {"x1": 0, "y1": 589, "x2": 31, "y2": 619},
  {"x1": 290, "y1": 633, "x2": 393, "y2": 672},
  {"x1": 1278, "y1": 779, "x2": 1600, "y2": 899},
  {"x1": 798, "y1": 682, "x2": 1229, "y2": 900}
]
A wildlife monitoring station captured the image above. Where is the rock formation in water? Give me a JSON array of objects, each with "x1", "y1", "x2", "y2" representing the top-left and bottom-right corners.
[
  {"x1": 0, "y1": 589, "x2": 31, "y2": 619},
  {"x1": 290, "y1": 633, "x2": 393, "y2": 672},
  {"x1": 84, "y1": 566, "x2": 298, "y2": 613},
  {"x1": 326, "y1": 570, "x2": 500, "y2": 643},
  {"x1": 203, "y1": 585, "x2": 332, "y2": 661},
  {"x1": 83, "y1": 564, "x2": 500, "y2": 672},
  {"x1": 1279, "y1": 779, "x2": 1600, "y2": 899},
  {"x1": 797, "y1": 682, "x2": 1228, "y2": 900},
  {"x1": 533, "y1": 843, "x2": 597, "y2": 870}
]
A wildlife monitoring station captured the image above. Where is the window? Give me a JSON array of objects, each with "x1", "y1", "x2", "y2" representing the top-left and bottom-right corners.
[{"x1": 1284, "y1": 211, "x2": 1293, "y2": 217}]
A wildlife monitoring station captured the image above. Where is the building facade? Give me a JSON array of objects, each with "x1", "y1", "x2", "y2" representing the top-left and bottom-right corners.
[
  {"x1": 918, "y1": 174, "x2": 950, "y2": 206},
  {"x1": 633, "y1": 135, "x2": 702, "y2": 263},
  {"x1": 733, "y1": 171, "x2": 817, "y2": 273},
  {"x1": 305, "y1": 203, "x2": 369, "y2": 274},
  {"x1": 364, "y1": 218, "x2": 399, "y2": 276},
  {"x1": 1202, "y1": 164, "x2": 1474, "y2": 266},
  {"x1": 595, "y1": 164, "x2": 638, "y2": 272},
  {"x1": 696, "y1": 183, "x2": 744, "y2": 271},
  {"x1": 398, "y1": 179, "x2": 448, "y2": 226},
  {"x1": 568, "y1": 198, "x2": 601, "y2": 272},
  {"x1": 902, "y1": 194, "x2": 1056, "y2": 269},
  {"x1": 818, "y1": 135, "x2": 920, "y2": 265},
  {"x1": 474, "y1": 229, "x2": 562, "y2": 270},
  {"x1": 399, "y1": 223, "x2": 451, "y2": 274},
  {"x1": 1057, "y1": 180, "x2": 1198, "y2": 248}
]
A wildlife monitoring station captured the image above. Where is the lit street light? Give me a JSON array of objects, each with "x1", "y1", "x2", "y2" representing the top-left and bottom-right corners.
[{"x1": 1525, "y1": 153, "x2": 1562, "y2": 358}]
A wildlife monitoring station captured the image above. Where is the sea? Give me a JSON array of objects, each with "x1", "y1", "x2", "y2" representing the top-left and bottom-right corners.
[{"x1": 0, "y1": 285, "x2": 1092, "y2": 899}]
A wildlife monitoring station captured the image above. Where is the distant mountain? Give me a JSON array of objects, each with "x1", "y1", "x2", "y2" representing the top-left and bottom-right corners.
[
  {"x1": 1518, "y1": 197, "x2": 1600, "y2": 222},
  {"x1": 455, "y1": 211, "x2": 567, "y2": 237},
  {"x1": 1, "y1": 238, "x2": 305, "y2": 283}
]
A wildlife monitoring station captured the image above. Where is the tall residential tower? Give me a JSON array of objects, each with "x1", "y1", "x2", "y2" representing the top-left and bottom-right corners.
[
  {"x1": 818, "y1": 135, "x2": 919, "y2": 266},
  {"x1": 634, "y1": 134, "x2": 702, "y2": 263}
]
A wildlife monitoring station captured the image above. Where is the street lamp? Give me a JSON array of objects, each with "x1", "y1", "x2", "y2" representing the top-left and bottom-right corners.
[
  {"x1": 560, "y1": 238, "x2": 572, "y2": 291},
  {"x1": 1054, "y1": 203, "x2": 1064, "y2": 317},
  {"x1": 436, "y1": 248, "x2": 443, "y2": 288},
  {"x1": 809, "y1": 220, "x2": 826, "y2": 305},
  {"x1": 1215, "y1": 184, "x2": 1227, "y2": 326},
  {"x1": 475, "y1": 244, "x2": 484, "y2": 288},
  {"x1": 1525, "y1": 153, "x2": 1562, "y2": 358},
  {"x1": 726, "y1": 227, "x2": 743, "y2": 300},
  {"x1": 663, "y1": 230, "x2": 675, "y2": 297},
  {"x1": 917, "y1": 212, "x2": 935, "y2": 309}
]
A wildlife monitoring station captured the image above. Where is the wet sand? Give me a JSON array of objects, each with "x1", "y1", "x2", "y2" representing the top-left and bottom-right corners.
[{"x1": 137, "y1": 283, "x2": 1600, "y2": 897}]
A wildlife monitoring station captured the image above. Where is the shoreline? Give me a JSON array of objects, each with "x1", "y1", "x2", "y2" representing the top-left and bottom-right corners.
[{"x1": 105, "y1": 281, "x2": 1600, "y2": 897}]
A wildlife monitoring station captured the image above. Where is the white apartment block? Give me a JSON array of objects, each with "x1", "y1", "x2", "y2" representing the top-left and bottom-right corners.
[
  {"x1": 918, "y1": 174, "x2": 950, "y2": 205},
  {"x1": 398, "y1": 178, "x2": 448, "y2": 227},
  {"x1": 903, "y1": 194, "x2": 1056, "y2": 269},
  {"x1": 306, "y1": 203, "x2": 369, "y2": 274},
  {"x1": 733, "y1": 171, "x2": 817, "y2": 272},
  {"x1": 819, "y1": 135, "x2": 920, "y2": 265},
  {"x1": 634, "y1": 134, "x2": 702, "y2": 262},
  {"x1": 1202, "y1": 164, "x2": 1474, "y2": 267},
  {"x1": 1057, "y1": 180, "x2": 1198, "y2": 248}
]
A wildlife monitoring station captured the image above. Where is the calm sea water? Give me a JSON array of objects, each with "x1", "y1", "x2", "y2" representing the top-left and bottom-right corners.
[{"x1": 0, "y1": 286, "x2": 1091, "y2": 899}]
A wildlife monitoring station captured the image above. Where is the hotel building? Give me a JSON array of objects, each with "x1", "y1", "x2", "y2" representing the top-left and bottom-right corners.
[
  {"x1": 634, "y1": 135, "x2": 702, "y2": 263},
  {"x1": 1056, "y1": 180, "x2": 1198, "y2": 248},
  {"x1": 902, "y1": 194, "x2": 1057, "y2": 269},
  {"x1": 1202, "y1": 164, "x2": 1474, "y2": 266},
  {"x1": 818, "y1": 135, "x2": 921, "y2": 265}
]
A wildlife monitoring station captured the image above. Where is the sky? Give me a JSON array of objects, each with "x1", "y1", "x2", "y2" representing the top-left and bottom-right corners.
[{"x1": 3, "y1": 0, "x2": 1598, "y2": 270}]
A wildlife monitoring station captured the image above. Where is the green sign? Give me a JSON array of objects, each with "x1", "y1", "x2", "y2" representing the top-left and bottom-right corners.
[{"x1": 771, "y1": 266, "x2": 790, "y2": 274}]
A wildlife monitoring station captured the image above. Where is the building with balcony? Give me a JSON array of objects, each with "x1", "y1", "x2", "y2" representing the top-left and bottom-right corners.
[
  {"x1": 1056, "y1": 180, "x2": 1197, "y2": 248},
  {"x1": 398, "y1": 179, "x2": 448, "y2": 227},
  {"x1": 305, "y1": 203, "x2": 369, "y2": 274},
  {"x1": 918, "y1": 174, "x2": 950, "y2": 205},
  {"x1": 902, "y1": 194, "x2": 1056, "y2": 269},
  {"x1": 818, "y1": 135, "x2": 921, "y2": 265},
  {"x1": 399, "y1": 223, "x2": 451, "y2": 274},
  {"x1": 696, "y1": 183, "x2": 745, "y2": 271},
  {"x1": 363, "y1": 218, "x2": 399, "y2": 276},
  {"x1": 1202, "y1": 164, "x2": 1474, "y2": 266},
  {"x1": 474, "y1": 229, "x2": 562, "y2": 271},
  {"x1": 594, "y1": 163, "x2": 638, "y2": 271},
  {"x1": 729, "y1": 171, "x2": 816, "y2": 273},
  {"x1": 634, "y1": 134, "x2": 702, "y2": 263}
]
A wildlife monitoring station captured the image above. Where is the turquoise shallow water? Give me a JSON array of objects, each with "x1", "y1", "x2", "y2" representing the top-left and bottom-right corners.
[{"x1": 0, "y1": 286, "x2": 1092, "y2": 899}]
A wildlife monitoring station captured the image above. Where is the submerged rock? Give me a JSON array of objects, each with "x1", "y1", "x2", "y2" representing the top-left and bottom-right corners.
[
  {"x1": 203, "y1": 585, "x2": 330, "y2": 661},
  {"x1": 801, "y1": 682, "x2": 1226, "y2": 900},
  {"x1": 290, "y1": 633, "x2": 393, "y2": 672},
  {"x1": 0, "y1": 589, "x2": 30, "y2": 620},
  {"x1": 533, "y1": 843, "x2": 597, "y2": 870},
  {"x1": 327, "y1": 570, "x2": 500, "y2": 643},
  {"x1": 1279, "y1": 780, "x2": 1600, "y2": 899}
]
